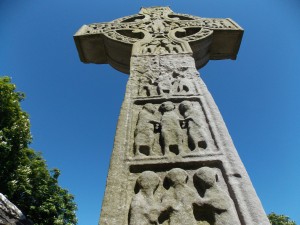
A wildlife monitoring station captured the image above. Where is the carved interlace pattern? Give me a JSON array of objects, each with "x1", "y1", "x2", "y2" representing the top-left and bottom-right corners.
[{"x1": 79, "y1": 7, "x2": 240, "y2": 55}]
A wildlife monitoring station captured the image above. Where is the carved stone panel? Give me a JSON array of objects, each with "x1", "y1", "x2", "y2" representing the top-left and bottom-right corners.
[
  {"x1": 128, "y1": 166, "x2": 241, "y2": 225},
  {"x1": 130, "y1": 55, "x2": 201, "y2": 98},
  {"x1": 130, "y1": 100, "x2": 216, "y2": 158}
]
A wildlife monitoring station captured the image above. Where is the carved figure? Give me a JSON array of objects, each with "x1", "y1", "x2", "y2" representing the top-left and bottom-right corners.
[
  {"x1": 156, "y1": 75, "x2": 172, "y2": 96},
  {"x1": 142, "y1": 40, "x2": 161, "y2": 54},
  {"x1": 156, "y1": 43, "x2": 169, "y2": 54},
  {"x1": 175, "y1": 74, "x2": 195, "y2": 94},
  {"x1": 134, "y1": 104, "x2": 159, "y2": 156},
  {"x1": 193, "y1": 167, "x2": 240, "y2": 225},
  {"x1": 129, "y1": 171, "x2": 161, "y2": 225},
  {"x1": 159, "y1": 102, "x2": 184, "y2": 155},
  {"x1": 163, "y1": 40, "x2": 183, "y2": 54},
  {"x1": 138, "y1": 75, "x2": 156, "y2": 97},
  {"x1": 151, "y1": 19, "x2": 166, "y2": 33},
  {"x1": 160, "y1": 168, "x2": 201, "y2": 225},
  {"x1": 179, "y1": 101, "x2": 208, "y2": 150}
]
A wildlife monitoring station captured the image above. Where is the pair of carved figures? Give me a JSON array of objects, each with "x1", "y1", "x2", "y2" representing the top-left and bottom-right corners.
[
  {"x1": 129, "y1": 167, "x2": 239, "y2": 225},
  {"x1": 142, "y1": 39, "x2": 183, "y2": 55},
  {"x1": 138, "y1": 71, "x2": 195, "y2": 97},
  {"x1": 134, "y1": 101, "x2": 208, "y2": 156}
]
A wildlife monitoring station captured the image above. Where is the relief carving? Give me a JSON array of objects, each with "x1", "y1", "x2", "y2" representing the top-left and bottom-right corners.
[
  {"x1": 129, "y1": 171, "x2": 161, "y2": 225},
  {"x1": 193, "y1": 167, "x2": 240, "y2": 225},
  {"x1": 141, "y1": 39, "x2": 183, "y2": 55},
  {"x1": 172, "y1": 70, "x2": 195, "y2": 94},
  {"x1": 79, "y1": 7, "x2": 242, "y2": 57},
  {"x1": 157, "y1": 74, "x2": 172, "y2": 96},
  {"x1": 142, "y1": 40, "x2": 161, "y2": 54},
  {"x1": 136, "y1": 71, "x2": 197, "y2": 97},
  {"x1": 149, "y1": 18, "x2": 167, "y2": 33},
  {"x1": 160, "y1": 168, "x2": 201, "y2": 225},
  {"x1": 128, "y1": 167, "x2": 240, "y2": 225},
  {"x1": 159, "y1": 102, "x2": 184, "y2": 155},
  {"x1": 179, "y1": 101, "x2": 207, "y2": 150},
  {"x1": 164, "y1": 41, "x2": 183, "y2": 54},
  {"x1": 133, "y1": 101, "x2": 213, "y2": 157},
  {"x1": 137, "y1": 72, "x2": 158, "y2": 97},
  {"x1": 134, "y1": 103, "x2": 160, "y2": 156},
  {"x1": 130, "y1": 55, "x2": 200, "y2": 98}
]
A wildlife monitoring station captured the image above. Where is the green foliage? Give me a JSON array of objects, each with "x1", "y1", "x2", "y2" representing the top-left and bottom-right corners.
[
  {"x1": 268, "y1": 212, "x2": 296, "y2": 225},
  {"x1": 0, "y1": 76, "x2": 77, "y2": 224}
]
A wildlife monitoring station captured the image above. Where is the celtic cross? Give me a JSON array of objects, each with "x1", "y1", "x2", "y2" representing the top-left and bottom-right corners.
[
  {"x1": 74, "y1": 7, "x2": 243, "y2": 73},
  {"x1": 74, "y1": 7, "x2": 270, "y2": 225}
]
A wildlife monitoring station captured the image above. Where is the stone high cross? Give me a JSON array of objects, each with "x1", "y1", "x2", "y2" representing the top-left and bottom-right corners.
[{"x1": 74, "y1": 7, "x2": 270, "y2": 225}]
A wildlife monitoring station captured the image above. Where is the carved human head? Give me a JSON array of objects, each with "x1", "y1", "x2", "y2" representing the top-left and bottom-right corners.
[
  {"x1": 179, "y1": 101, "x2": 192, "y2": 114},
  {"x1": 165, "y1": 168, "x2": 188, "y2": 186},
  {"x1": 160, "y1": 101, "x2": 175, "y2": 112},
  {"x1": 136, "y1": 171, "x2": 160, "y2": 193},
  {"x1": 194, "y1": 167, "x2": 216, "y2": 188},
  {"x1": 143, "y1": 103, "x2": 156, "y2": 114}
]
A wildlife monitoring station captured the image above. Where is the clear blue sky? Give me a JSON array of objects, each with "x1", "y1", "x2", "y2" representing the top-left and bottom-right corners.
[{"x1": 1, "y1": 0, "x2": 300, "y2": 224}]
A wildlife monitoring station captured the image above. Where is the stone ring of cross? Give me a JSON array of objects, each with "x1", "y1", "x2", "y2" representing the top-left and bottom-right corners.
[{"x1": 74, "y1": 7, "x2": 243, "y2": 74}]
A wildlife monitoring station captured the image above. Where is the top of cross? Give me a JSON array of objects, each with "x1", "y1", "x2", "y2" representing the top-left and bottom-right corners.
[{"x1": 74, "y1": 7, "x2": 243, "y2": 73}]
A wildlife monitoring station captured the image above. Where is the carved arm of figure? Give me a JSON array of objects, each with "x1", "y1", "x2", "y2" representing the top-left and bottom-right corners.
[
  {"x1": 196, "y1": 196, "x2": 229, "y2": 213},
  {"x1": 143, "y1": 73, "x2": 153, "y2": 82},
  {"x1": 149, "y1": 120, "x2": 161, "y2": 132},
  {"x1": 180, "y1": 119, "x2": 187, "y2": 129},
  {"x1": 192, "y1": 193, "x2": 205, "y2": 207},
  {"x1": 158, "y1": 194, "x2": 174, "y2": 224},
  {"x1": 180, "y1": 117, "x2": 193, "y2": 129},
  {"x1": 148, "y1": 78, "x2": 155, "y2": 85},
  {"x1": 184, "y1": 116, "x2": 193, "y2": 121},
  {"x1": 152, "y1": 79, "x2": 158, "y2": 85}
]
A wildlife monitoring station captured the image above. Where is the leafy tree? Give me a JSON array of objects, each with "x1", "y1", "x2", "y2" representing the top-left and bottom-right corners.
[
  {"x1": 0, "y1": 76, "x2": 77, "y2": 225},
  {"x1": 268, "y1": 212, "x2": 296, "y2": 225}
]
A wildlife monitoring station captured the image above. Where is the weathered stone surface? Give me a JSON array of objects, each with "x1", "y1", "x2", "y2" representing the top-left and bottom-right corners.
[
  {"x1": 193, "y1": 167, "x2": 240, "y2": 225},
  {"x1": 0, "y1": 193, "x2": 32, "y2": 225},
  {"x1": 74, "y1": 7, "x2": 243, "y2": 73},
  {"x1": 129, "y1": 171, "x2": 160, "y2": 225},
  {"x1": 95, "y1": 54, "x2": 270, "y2": 225},
  {"x1": 74, "y1": 6, "x2": 270, "y2": 225}
]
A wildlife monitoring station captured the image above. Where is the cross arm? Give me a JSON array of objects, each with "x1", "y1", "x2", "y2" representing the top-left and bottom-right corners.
[
  {"x1": 200, "y1": 17, "x2": 244, "y2": 60},
  {"x1": 74, "y1": 22, "x2": 138, "y2": 74},
  {"x1": 167, "y1": 15, "x2": 244, "y2": 61},
  {"x1": 74, "y1": 24, "x2": 107, "y2": 64}
]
